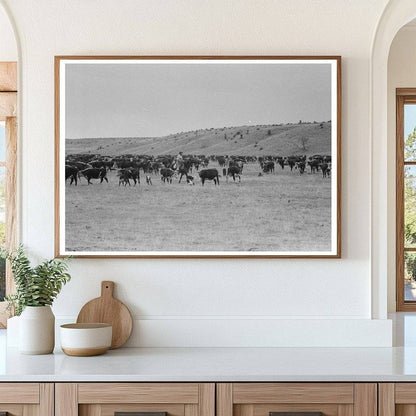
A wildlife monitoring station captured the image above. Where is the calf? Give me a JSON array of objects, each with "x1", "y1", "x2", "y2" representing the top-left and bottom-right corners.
[{"x1": 186, "y1": 174, "x2": 194, "y2": 185}]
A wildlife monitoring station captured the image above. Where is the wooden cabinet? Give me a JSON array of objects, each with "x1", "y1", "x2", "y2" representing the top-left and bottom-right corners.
[
  {"x1": 379, "y1": 383, "x2": 416, "y2": 416},
  {"x1": 0, "y1": 381, "x2": 386, "y2": 416},
  {"x1": 0, "y1": 383, "x2": 53, "y2": 416},
  {"x1": 55, "y1": 383, "x2": 215, "y2": 416},
  {"x1": 217, "y1": 383, "x2": 377, "y2": 416}
]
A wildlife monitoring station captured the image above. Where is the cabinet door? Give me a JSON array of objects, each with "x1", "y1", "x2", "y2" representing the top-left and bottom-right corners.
[
  {"x1": 0, "y1": 383, "x2": 53, "y2": 416},
  {"x1": 56, "y1": 383, "x2": 215, "y2": 416},
  {"x1": 379, "y1": 383, "x2": 416, "y2": 416},
  {"x1": 217, "y1": 383, "x2": 377, "y2": 416}
]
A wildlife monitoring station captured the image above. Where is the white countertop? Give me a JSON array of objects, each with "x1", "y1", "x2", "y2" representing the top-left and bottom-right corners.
[{"x1": 1, "y1": 328, "x2": 416, "y2": 382}]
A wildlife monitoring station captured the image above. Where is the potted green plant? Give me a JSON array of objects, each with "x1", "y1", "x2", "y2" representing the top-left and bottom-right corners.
[{"x1": 1, "y1": 245, "x2": 71, "y2": 354}]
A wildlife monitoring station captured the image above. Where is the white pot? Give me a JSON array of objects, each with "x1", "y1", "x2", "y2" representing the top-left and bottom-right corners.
[{"x1": 19, "y1": 306, "x2": 55, "y2": 354}]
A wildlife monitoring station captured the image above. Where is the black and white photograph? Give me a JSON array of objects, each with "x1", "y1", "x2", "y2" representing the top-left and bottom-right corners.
[{"x1": 55, "y1": 57, "x2": 341, "y2": 257}]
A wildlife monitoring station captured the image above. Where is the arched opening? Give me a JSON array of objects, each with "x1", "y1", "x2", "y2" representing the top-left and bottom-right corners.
[
  {"x1": 371, "y1": 1, "x2": 416, "y2": 320},
  {"x1": 387, "y1": 20, "x2": 416, "y2": 314},
  {"x1": 0, "y1": 1, "x2": 18, "y2": 327}
]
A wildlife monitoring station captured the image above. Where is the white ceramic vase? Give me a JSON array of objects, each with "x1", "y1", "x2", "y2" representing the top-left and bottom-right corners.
[{"x1": 19, "y1": 306, "x2": 55, "y2": 354}]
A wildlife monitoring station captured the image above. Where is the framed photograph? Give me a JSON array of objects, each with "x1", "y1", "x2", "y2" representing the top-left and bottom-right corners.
[{"x1": 55, "y1": 56, "x2": 341, "y2": 258}]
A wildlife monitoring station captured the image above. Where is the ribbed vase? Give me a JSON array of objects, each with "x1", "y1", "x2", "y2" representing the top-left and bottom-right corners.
[{"x1": 19, "y1": 306, "x2": 55, "y2": 354}]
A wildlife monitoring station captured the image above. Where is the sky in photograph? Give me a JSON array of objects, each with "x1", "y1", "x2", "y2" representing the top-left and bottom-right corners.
[{"x1": 65, "y1": 61, "x2": 332, "y2": 139}]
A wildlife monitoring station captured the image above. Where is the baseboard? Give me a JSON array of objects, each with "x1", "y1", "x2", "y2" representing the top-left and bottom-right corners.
[{"x1": 55, "y1": 317, "x2": 392, "y2": 347}]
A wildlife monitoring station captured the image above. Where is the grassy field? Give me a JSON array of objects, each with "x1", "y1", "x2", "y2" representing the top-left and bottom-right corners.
[{"x1": 65, "y1": 161, "x2": 332, "y2": 252}]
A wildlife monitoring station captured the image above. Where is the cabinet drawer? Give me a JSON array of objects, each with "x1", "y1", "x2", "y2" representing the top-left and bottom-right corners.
[
  {"x1": 217, "y1": 383, "x2": 376, "y2": 416},
  {"x1": 80, "y1": 403, "x2": 184, "y2": 416},
  {"x1": 78, "y1": 383, "x2": 200, "y2": 404},
  {"x1": 0, "y1": 383, "x2": 39, "y2": 404},
  {"x1": 56, "y1": 383, "x2": 215, "y2": 416},
  {"x1": 0, "y1": 383, "x2": 53, "y2": 416},
  {"x1": 233, "y1": 384, "x2": 354, "y2": 404}
]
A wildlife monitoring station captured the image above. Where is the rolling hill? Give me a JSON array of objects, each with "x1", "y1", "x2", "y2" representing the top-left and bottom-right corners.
[{"x1": 66, "y1": 121, "x2": 332, "y2": 157}]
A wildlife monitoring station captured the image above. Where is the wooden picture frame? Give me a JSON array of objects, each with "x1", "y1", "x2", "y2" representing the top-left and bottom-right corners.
[{"x1": 55, "y1": 56, "x2": 341, "y2": 258}]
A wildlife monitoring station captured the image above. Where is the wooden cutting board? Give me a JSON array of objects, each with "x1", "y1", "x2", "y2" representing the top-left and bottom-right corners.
[{"x1": 76, "y1": 281, "x2": 133, "y2": 349}]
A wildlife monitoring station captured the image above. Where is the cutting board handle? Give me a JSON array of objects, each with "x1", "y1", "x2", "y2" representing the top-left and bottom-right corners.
[{"x1": 101, "y1": 281, "x2": 115, "y2": 298}]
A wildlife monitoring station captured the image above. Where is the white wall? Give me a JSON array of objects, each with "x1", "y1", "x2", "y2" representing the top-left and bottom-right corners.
[
  {"x1": 0, "y1": 4, "x2": 17, "y2": 61},
  {"x1": 1, "y1": 0, "x2": 393, "y2": 346},
  {"x1": 387, "y1": 25, "x2": 416, "y2": 312}
]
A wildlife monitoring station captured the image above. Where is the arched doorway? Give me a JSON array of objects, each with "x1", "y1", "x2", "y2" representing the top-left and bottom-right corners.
[{"x1": 371, "y1": 0, "x2": 416, "y2": 319}]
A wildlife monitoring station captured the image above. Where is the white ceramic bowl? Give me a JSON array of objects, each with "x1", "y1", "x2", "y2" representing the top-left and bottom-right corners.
[{"x1": 60, "y1": 323, "x2": 112, "y2": 356}]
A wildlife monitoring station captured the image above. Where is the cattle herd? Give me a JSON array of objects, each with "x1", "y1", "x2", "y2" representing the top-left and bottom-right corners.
[{"x1": 65, "y1": 153, "x2": 332, "y2": 187}]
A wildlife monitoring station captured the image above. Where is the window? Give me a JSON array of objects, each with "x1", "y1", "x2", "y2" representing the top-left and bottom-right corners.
[
  {"x1": 0, "y1": 121, "x2": 5, "y2": 301},
  {"x1": 0, "y1": 62, "x2": 17, "y2": 327},
  {"x1": 397, "y1": 89, "x2": 416, "y2": 310}
]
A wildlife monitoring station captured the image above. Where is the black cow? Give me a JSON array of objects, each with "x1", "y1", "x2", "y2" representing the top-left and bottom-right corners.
[
  {"x1": 65, "y1": 165, "x2": 78, "y2": 185},
  {"x1": 150, "y1": 161, "x2": 161, "y2": 174},
  {"x1": 80, "y1": 168, "x2": 108, "y2": 184},
  {"x1": 307, "y1": 160, "x2": 321, "y2": 174},
  {"x1": 199, "y1": 169, "x2": 220, "y2": 186},
  {"x1": 227, "y1": 166, "x2": 242, "y2": 182},
  {"x1": 160, "y1": 168, "x2": 176, "y2": 184},
  {"x1": 190, "y1": 157, "x2": 201, "y2": 171},
  {"x1": 117, "y1": 168, "x2": 140, "y2": 186},
  {"x1": 262, "y1": 161, "x2": 275, "y2": 173},
  {"x1": 321, "y1": 163, "x2": 330, "y2": 178},
  {"x1": 90, "y1": 160, "x2": 107, "y2": 169},
  {"x1": 136, "y1": 159, "x2": 152, "y2": 173},
  {"x1": 115, "y1": 160, "x2": 134, "y2": 169},
  {"x1": 286, "y1": 157, "x2": 297, "y2": 171},
  {"x1": 217, "y1": 156, "x2": 226, "y2": 167},
  {"x1": 229, "y1": 159, "x2": 244, "y2": 172},
  {"x1": 118, "y1": 171, "x2": 131, "y2": 186},
  {"x1": 127, "y1": 168, "x2": 140, "y2": 185}
]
